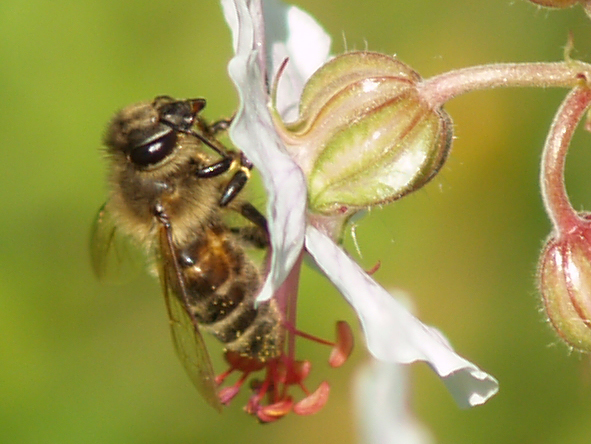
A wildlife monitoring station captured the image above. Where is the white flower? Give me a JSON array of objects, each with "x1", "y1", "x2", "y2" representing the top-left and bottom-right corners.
[{"x1": 221, "y1": 0, "x2": 498, "y2": 409}]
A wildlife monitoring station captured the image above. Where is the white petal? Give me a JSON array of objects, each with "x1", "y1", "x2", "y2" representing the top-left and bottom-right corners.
[
  {"x1": 220, "y1": 0, "x2": 240, "y2": 54},
  {"x1": 305, "y1": 226, "x2": 499, "y2": 408},
  {"x1": 355, "y1": 361, "x2": 433, "y2": 444},
  {"x1": 222, "y1": 0, "x2": 307, "y2": 303},
  {"x1": 261, "y1": 0, "x2": 332, "y2": 121}
]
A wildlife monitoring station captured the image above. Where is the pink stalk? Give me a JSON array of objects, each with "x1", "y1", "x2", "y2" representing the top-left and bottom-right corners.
[
  {"x1": 540, "y1": 85, "x2": 591, "y2": 234},
  {"x1": 418, "y1": 62, "x2": 590, "y2": 109},
  {"x1": 272, "y1": 251, "x2": 305, "y2": 359}
]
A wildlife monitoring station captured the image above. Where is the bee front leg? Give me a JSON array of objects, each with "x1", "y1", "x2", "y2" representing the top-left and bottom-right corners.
[
  {"x1": 209, "y1": 118, "x2": 233, "y2": 135},
  {"x1": 219, "y1": 167, "x2": 249, "y2": 207},
  {"x1": 195, "y1": 157, "x2": 234, "y2": 178},
  {"x1": 195, "y1": 115, "x2": 234, "y2": 137},
  {"x1": 195, "y1": 151, "x2": 254, "y2": 207}
]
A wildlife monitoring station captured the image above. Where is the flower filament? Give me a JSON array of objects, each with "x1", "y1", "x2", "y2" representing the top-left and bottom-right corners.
[{"x1": 215, "y1": 320, "x2": 353, "y2": 422}]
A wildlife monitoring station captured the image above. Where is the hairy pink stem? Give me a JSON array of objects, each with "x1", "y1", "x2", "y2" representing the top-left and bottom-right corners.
[
  {"x1": 418, "y1": 62, "x2": 590, "y2": 109},
  {"x1": 541, "y1": 85, "x2": 591, "y2": 234},
  {"x1": 272, "y1": 250, "x2": 304, "y2": 359}
]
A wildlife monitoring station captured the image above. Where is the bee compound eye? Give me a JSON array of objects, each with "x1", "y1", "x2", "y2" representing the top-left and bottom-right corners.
[{"x1": 130, "y1": 130, "x2": 177, "y2": 167}]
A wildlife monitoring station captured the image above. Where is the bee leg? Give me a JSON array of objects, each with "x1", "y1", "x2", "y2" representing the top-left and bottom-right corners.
[
  {"x1": 194, "y1": 155, "x2": 250, "y2": 208},
  {"x1": 239, "y1": 202, "x2": 268, "y2": 231},
  {"x1": 231, "y1": 226, "x2": 269, "y2": 249},
  {"x1": 209, "y1": 117, "x2": 233, "y2": 135},
  {"x1": 195, "y1": 116, "x2": 234, "y2": 137},
  {"x1": 153, "y1": 203, "x2": 172, "y2": 228},
  {"x1": 231, "y1": 203, "x2": 269, "y2": 248},
  {"x1": 198, "y1": 149, "x2": 254, "y2": 208},
  {"x1": 195, "y1": 157, "x2": 233, "y2": 178},
  {"x1": 218, "y1": 151, "x2": 255, "y2": 207},
  {"x1": 219, "y1": 168, "x2": 249, "y2": 207}
]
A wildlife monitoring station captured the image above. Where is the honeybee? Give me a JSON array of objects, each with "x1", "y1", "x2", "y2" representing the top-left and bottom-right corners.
[{"x1": 91, "y1": 96, "x2": 283, "y2": 411}]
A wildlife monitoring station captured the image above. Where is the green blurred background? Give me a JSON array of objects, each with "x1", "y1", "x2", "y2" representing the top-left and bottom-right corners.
[{"x1": 2, "y1": 0, "x2": 591, "y2": 443}]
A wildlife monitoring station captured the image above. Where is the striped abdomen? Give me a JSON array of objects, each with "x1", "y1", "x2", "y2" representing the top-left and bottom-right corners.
[{"x1": 176, "y1": 225, "x2": 282, "y2": 362}]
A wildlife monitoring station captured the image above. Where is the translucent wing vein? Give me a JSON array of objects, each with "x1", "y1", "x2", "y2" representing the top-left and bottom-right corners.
[{"x1": 157, "y1": 223, "x2": 222, "y2": 412}]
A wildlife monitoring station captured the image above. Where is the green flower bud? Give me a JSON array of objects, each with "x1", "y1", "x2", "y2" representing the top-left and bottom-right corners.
[
  {"x1": 538, "y1": 213, "x2": 591, "y2": 352},
  {"x1": 272, "y1": 51, "x2": 452, "y2": 216}
]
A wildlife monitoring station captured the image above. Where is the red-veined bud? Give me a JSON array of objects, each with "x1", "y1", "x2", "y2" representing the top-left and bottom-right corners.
[
  {"x1": 272, "y1": 51, "x2": 452, "y2": 216},
  {"x1": 527, "y1": 0, "x2": 579, "y2": 7},
  {"x1": 538, "y1": 213, "x2": 591, "y2": 351}
]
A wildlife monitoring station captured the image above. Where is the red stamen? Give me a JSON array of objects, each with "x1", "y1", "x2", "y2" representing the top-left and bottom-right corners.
[
  {"x1": 291, "y1": 360, "x2": 311, "y2": 383},
  {"x1": 219, "y1": 385, "x2": 241, "y2": 405},
  {"x1": 257, "y1": 398, "x2": 294, "y2": 423},
  {"x1": 366, "y1": 260, "x2": 381, "y2": 275},
  {"x1": 282, "y1": 320, "x2": 336, "y2": 347},
  {"x1": 215, "y1": 367, "x2": 234, "y2": 385},
  {"x1": 213, "y1": 318, "x2": 352, "y2": 420},
  {"x1": 293, "y1": 381, "x2": 330, "y2": 415},
  {"x1": 218, "y1": 369, "x2": 252, "y2": 405},
  {"x1": 329, "y1": 321, "x2": 354, "y2": 368},
  {"x1": 245, "y1": 374, "x2": 272, "y2": 414},
  {"x1": 284, "y1": 320, "x2": 354, "y2": 368}
]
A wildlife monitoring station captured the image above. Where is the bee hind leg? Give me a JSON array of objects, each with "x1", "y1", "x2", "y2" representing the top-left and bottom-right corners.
[{"x1": 231, "y1": 203, "x2": 269, "y2": 249}]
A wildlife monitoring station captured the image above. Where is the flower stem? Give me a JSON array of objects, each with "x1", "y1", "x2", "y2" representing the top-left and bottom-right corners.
[
  {"x1": 417, "y1": 60, "x2": 591, "y2": 234},
  {"x1": 418, "y1": 61, "x2": 591, "y2": 109},
  {"x1": 541, "y1": 85, "x2": 591, "y2": 234},
  {"x1": 273, "y1": 250, "x2": 304, "y2": 359}
]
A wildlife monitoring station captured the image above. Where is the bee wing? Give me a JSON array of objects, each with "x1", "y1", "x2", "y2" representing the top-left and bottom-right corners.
[
  {"x1": 90, "y1": 203, "x2": 144, "y2": 282},
  {"x1": 157, "y1": 222, "x2": 222, "y2": 412}
]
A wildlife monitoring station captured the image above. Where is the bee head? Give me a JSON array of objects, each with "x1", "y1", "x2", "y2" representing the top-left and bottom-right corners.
[{"x1": 104, "y1": 96, "x2": 206, "y2": 168}]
